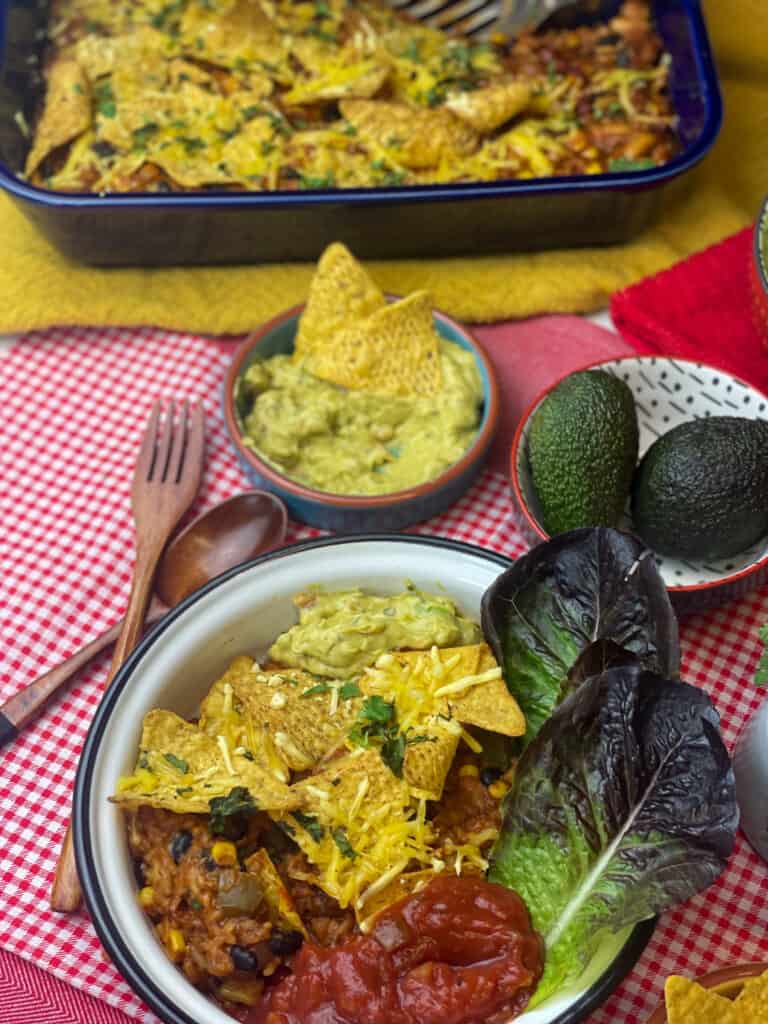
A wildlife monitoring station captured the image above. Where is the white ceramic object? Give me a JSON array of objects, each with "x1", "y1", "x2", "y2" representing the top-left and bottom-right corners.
[
  {"x1": 734, "y1": 698, "x2": 768, "y2": 862},
  {"x1": 73, "y1": 536, "x2": 652, "y2": 1024},
  {"x1": 511, "y1": 356, "x2": 768, "y2": 615}
]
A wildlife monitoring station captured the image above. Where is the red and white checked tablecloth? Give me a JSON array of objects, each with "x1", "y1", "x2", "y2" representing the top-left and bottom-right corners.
[{"x1": 1, "y1": 326, "x2": 767, "y2": 1024}]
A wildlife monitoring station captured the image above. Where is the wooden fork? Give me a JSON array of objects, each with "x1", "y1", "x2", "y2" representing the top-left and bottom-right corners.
[{"x1": 50, "y1": 398, "x2": 205, "y2": 913}]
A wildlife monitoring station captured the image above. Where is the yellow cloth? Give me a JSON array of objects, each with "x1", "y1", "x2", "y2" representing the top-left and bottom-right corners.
[{"x1": 0, "y1": 0, "x2": 764, "y2": 334}]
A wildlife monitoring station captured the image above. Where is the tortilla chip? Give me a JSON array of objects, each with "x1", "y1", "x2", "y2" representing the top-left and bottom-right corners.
[
  {"x1": 231, "y1": 666, "x2": 363, "y2": 772},
  {"x1": 360, "y1": 643, "x2": 524, "y2": 798},
  {"x1": 734, "y1": 970, "x2": 768, "y2": 1016},
  {"x1": 197, "y1": 656, "x2": 290, "y2": 783},
  {"x1": 445, "y1": 79, "x2": 531, "y2": 134},
  {"x1": 306, "y1": 291, "x2": 443, "y2": 397},
  {"x1": 111, "y1": 709, "x2": 298, "y2": 814},
  {"x1": 664, "y1": 976, "x2": 740, "y2": 1024},
  {"x1": 403, "y1": 721, "x2": 459, "y2": 801},
  {"x1": 244, "y1": 849, "x2": 308, "y2": 937},
  {"x1": 274, "y1": 749, "x2": 433, "y2": 915},
  {"x1": 283, "y1": 56, "x2": 390, "y2": 105},
  {"x1": 447, "y1": 645, "x2": 526, "y2": 737},
  {"x1": 339, "y1": 99, "x2": 478, "y2": 170},
  {"x1": 294, "y1": 243, "x2": 386, "y2": 360},
  {"x1": 180, "y1": 0, "x2": 281, "y2": 70},
  {"x1": 25, "y1": 58, "x2": 91, "y2": 175}
]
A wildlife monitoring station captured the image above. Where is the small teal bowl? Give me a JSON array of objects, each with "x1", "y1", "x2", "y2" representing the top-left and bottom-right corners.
[{"x1": 222, "y1": 302, "x2": 499, "y2": 532}]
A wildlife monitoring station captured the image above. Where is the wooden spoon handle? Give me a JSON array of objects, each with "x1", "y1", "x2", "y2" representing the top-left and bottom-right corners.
[
  {"x1": 51, "y1": 538, "x2": 167, "y2": 913},
  {"x1": 0, "y1": 598, "x2": 167, "y2": 745}
]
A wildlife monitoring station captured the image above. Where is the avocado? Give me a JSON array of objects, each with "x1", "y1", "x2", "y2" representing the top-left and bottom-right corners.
[
  {"x1": 632, "y1": 416, "x2": 768, "y2": 560},
  {"x1": 527, "y1": 370, "x2": 639, "y2": 535}
]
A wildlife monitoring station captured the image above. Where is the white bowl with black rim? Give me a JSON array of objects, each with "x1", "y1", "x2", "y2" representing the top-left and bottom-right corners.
[
  {"x1": 510, "y1": 356, "x2": 768, "y2": 616},
  {"x1": 73, "y1": 535, "x2": 653, "y2": 1024}
]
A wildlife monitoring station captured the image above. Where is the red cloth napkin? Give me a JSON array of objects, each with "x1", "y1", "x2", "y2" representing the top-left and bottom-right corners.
[{"x1": 611, "y1": 227, "x2": 768, "y2": 393}]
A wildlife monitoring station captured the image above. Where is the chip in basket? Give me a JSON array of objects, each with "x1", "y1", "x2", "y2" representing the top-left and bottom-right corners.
[{"x1": 733, "y1": 970, "x2": 768, "y2": 1016}]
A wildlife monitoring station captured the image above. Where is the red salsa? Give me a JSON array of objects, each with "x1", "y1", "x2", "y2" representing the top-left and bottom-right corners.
[{"x1": 247, "y1": 875, "x2": 543, "y2": 1024}]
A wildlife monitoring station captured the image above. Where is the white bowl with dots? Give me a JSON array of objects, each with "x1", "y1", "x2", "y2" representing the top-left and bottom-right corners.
[{"x1": 510, "y1": 356, "x2": 768, "y2": 616}]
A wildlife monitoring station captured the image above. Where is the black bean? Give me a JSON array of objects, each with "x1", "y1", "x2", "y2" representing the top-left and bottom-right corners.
[
  {"x1": 230, "y1": 944, "x2": 258, "y2": 972},
  {"x1": 132, "y1": 858, "x2": 147, "y2": 887},
  {"x1": 91, "y1": 140, "x2": 116, "y2": 158},
  {"x1": 480, "y1": 767, "x2": 503, "y2": 786},
  {"x1": 596, "y1": 32, "x2": 622, "y2": 45},
  {"x1": 169, "y1": 830, "x2": 193, "y2": 864},
  {"x1": 268, "y1": 929, "x2": 304, "y2": 956}
]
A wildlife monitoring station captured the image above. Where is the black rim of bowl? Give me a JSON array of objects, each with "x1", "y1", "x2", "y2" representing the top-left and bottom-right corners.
[{"x1": 73, "y1": 533, "x2": 656, "y2": 1024}]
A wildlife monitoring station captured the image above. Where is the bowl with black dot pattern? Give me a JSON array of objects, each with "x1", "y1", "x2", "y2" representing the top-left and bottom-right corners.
[{"x1": 510, "y1": 356, "x2": 768, "y2": 616}]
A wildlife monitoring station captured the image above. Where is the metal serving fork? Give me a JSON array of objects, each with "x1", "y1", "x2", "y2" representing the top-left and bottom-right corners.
[
  {"x1": 50, "y1": 398, "x2": 206, "y2": 913},
  {"x1": 388, "y1": 0, "x2": 603, "y2": 40}
]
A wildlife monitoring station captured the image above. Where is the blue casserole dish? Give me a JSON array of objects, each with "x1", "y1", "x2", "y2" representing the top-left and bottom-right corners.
[{"x1": 0, "y1": 0, "x2": 721, "y2": 265}]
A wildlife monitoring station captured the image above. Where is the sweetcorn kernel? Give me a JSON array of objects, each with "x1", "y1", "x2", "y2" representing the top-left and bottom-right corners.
[
  {"x1": 211, "y1": 841, "x2": 238, "y2": 867},
  {"x1": 167, "y1": 929, "x2": 186, "y2": 960},
  {"x1": 138, "y1": 886, "x2": 155, "y2": 908},
  {"x1": 488, "y1": 780, "x2": 509, "y2": 800},
  {"x1": 459, "y1": 764, "x2": 480, "y2": 778}
]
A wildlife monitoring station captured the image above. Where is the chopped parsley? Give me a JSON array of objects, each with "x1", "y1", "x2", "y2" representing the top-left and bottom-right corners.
[
  {"x1": 292, "y1": 811, "x2": 325, "y2": 842},
  {"x1": 208, "y1": 786, "x2": 257, "y2": 836},
  {"x1": 339, "y1": 681, "x2": 361, "y2": 700},
  {"x1": 331, "y1": 826, "x2": 358, "y2": 860},
  {"x1": 163, "y1": 752, "x2": 189, "y2": 774}
]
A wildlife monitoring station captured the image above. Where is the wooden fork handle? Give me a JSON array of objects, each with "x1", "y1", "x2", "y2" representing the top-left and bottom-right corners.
[{"x1": 51, "y1": 536, "x2": 168, "y2": 913}]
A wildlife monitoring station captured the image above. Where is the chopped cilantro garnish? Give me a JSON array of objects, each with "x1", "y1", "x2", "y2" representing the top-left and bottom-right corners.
[
  {"x1": 180, "y1": 136, "x2": 205, "y2": 154},
  {"x1": 299, "y1": 172, "x2": 335, "y2": 189},
  {"x1": 339, "y1": 681, "x2": 361, "y2": 700},
  {"x1": 138, "y1": 752, "x2": 150, "y2": 769},
  {"x1": 208, "y1": 786, "x2": 257, "y2": 836},
  {"x1": 94, "y1": 81, "x2": 116, "y2": 119},
  {"x1": 402, "y1": 40, "x2": 420, "y2": 61},
  {"x1": 163, "y1": 752, "x2": 189, "y2": 774},
  {"x1": 360, "y1": 696, "x2": 396, "y2": 725},
  {"x1": 425, "y1": 87, "x2": 442, "y2": 108},
  {"x1": 331, "y1": 826, "x2": 358, "y2": 860},
  {"x1": 176, "y1": 786, "x2": 193, "y2": 795},
  {"x1": 72, "y1": 83, "x2": 84, "y2": 95},
  {"x1": 608, "y1": 157, "x2": 656, "y2": 172},
  {"x1": 189, "y1": 896, "x2": 203, "y2": 910},
  {"x1": 132, "y1": 122, "x2": 159, "y2": 149},
  {"x1": 292, "y1": 811, "x2": 325, "y2": 842},
  {"x1": 342, "y1": 122, "x2": 357, "y2": 136},
  {"x1": 242, "y1": 749, "x2": 255, "y2": 761},
  {"x1": 382, "y1": 171, "x2": 406, "y2": 187},
  {"x1": 313, "y1": 1, "x2": 331, "y2": 18},
  {"x1": 301, "y1": 682, "x2": 331, "y2": 698},
  {"x1": 261, "y1": 141, "x2": 276, "y2": 156},
  {"x1": 306, "y1": 26, "x2": 336, "y2": 43},
  {"x1": 235, "y1": 56, "x2": 248, "y2": 71}
]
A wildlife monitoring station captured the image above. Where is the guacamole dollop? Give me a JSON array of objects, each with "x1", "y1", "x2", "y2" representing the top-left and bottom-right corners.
[
  {"x1": 269, "y1": 587, "x2": 481, "y2": 678},
  {"x1": 237, "y1": 342, "x2": 483, "y2": 495}
]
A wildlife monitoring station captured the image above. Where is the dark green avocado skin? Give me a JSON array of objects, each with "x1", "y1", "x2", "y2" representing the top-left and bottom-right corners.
[
  {"x1": 632, "y1": 416, "x2": 768, "y2": 560},
  {"x1": 527, "y1": 370, "x2": 639, "y2": 535}
]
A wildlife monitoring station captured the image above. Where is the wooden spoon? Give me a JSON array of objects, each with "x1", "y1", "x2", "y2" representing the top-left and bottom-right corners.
[{"x1": 0, "y1": 491, "x2": 288, "y2": 746}]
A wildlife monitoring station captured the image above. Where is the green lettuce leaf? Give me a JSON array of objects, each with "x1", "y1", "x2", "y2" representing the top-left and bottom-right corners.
[
  {"x1": 488, "y1": 664, "x2": 737, "y2": 1006},
  {"x1": 481, "y1": 527, "x2": 679, "y2": 745}
]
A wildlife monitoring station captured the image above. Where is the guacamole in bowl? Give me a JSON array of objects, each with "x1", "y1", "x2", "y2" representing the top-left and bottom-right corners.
[{"x1": 223, "y1": 304, "x2": 498, "y2": 532}]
